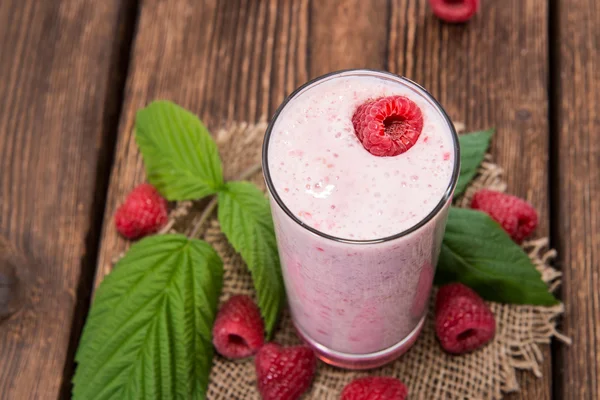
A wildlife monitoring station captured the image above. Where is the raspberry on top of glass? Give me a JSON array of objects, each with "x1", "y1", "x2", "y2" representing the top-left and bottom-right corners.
[{"x1": 267, "y1": 73, "x2": 455, "y2": 240}]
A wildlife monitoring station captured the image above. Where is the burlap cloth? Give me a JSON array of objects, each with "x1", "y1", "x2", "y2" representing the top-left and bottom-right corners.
[{"x1": 152, "y1": 122, "x2": 568, "y2": 400}]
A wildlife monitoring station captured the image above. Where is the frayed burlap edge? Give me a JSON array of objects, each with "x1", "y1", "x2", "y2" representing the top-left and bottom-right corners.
[{"x1": 122, "y1": 121, "x2": 569, "y2": 399}]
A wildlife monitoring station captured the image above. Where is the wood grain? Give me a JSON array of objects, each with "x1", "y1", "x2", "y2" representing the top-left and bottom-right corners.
[
  {"x1": 554, "y1": 0, "x2": 600, "y2": 398},
  {"x1": 92, "y1": 0, "x2": 553, "y2": 398},
  {"x1": 0, "y1": 0, "x2": 131, "y2": 398}
]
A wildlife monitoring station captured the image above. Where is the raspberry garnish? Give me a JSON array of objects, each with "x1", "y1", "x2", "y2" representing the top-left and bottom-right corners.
[
  {"x1": 352, "y1": 96, "x2": 424, "y2": 157},
  {"x1": 255, "y1": 343, "x2": 317, "y2": 400},
  {"x1": 341, "y1": 376, "x2": 408, "y2": 400},
  {"x1": 212, "y1": 295, "x2": 264, "y2": 359},
  {"x1": 435, "y1": 283, "x2": 496, "y2": 354},
  {"x1": 428, "y1": 0, "x2": 479, "y2": 23},
  {"x1": 471, "y1": 189, "x2": 538, "y2": 243},
  {"x1": 114, "y1": 183, "x2": 168, "y2": 240}
]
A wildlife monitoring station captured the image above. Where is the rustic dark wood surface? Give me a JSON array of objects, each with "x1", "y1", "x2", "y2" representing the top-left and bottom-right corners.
[
  {"x1": 0, "y1": 0, "x2": 597, "y2": 399},
  {"x1": 554, "y1": 0, "x2": 600, "y2": 398},
  {"x1": 0, "y1": 0, "x2": 135, "y2": 398}
]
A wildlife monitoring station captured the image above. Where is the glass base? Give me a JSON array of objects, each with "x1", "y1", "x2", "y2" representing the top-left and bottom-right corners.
[{"x1": 294, "y1": 315, "x2": 426, "y2": 370}]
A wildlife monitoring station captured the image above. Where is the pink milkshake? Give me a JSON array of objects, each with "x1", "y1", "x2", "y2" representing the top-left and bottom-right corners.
[{"x1": 263, "y1": 70, "x2": 459, "y2": 369}]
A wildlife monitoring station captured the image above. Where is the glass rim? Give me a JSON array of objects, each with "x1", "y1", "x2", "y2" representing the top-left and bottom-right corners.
[{"x1": 262, "y1": 69, "x2": 460, "y2": 245}]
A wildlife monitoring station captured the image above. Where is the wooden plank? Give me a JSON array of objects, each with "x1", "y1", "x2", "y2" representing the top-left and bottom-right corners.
[
  {"x1": 93, "y1": 0, "x2": 552, "y2": 398},
  {"x1": 0, "y1": 0, "x2": 132, "y2": 398},
  {"x1": 554, "y1": 0, "x2": 600, "y2": 398},
  {"x1": 387, "y1": 1, "x2": 552, "y2": 398}
]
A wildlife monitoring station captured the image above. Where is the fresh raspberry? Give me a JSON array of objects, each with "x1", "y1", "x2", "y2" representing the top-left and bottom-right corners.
[
  {"x1": 428, "y1": 0, "x2": 479, "y2": 23},
  {"x1": 212, "y1": 295, "x2": 264, "y2": 359},
  {"x1": 435, "y1": 283, "x2": 496, "y2": 354},
  {"x1": 114, "y1": 183, "x2": 168, "y2": 239},
  {"x1": 470, "y1": 189, "x2": 538, "y2": 243},
  {"x1": 255, "y1": 343, "x2": 317, "y2": 400},
  {"x1": 352, "y1": 96, "x2": 424, "y2": 157},
  {"x1": 341, "y1": 377, "x2": 408, "y2": 400}
]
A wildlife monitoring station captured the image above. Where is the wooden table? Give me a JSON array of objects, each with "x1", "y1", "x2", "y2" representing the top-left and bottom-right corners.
[{"x1": 0, "y1": 1, "x2": 597, "y2": 399}]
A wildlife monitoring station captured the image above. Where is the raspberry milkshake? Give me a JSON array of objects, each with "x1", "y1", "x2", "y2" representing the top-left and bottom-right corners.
[{"x1": 263, "y1": 70, "x2": 459, "y2": 369}]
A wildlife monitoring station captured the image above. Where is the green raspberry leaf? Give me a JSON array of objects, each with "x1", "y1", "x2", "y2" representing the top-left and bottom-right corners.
[
  {"x1": 456, "y1": 129, "x2": 494, "y2": 196},
  {"x1": 217, "y1": 181, "x2": 284, "y2": 337},
  {"x1": 136, "y1": 101, "x2": 224, "y2": 200},
  {"x1": 435, "y1": 207, "x2": 558, "y2": 305},
  {"x1": 73, "y1": 234, "x2": 223, "y2": 400}
]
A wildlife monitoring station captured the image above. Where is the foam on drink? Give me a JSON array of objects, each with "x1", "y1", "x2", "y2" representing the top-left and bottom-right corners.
[{"x1": 268, "y1": 75, "x2": 454, "y2": 240}]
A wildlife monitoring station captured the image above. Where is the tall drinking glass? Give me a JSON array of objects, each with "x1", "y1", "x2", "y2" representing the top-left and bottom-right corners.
[{"x1": 263, "y1": 70, "x2": 459, "y2": 369}]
